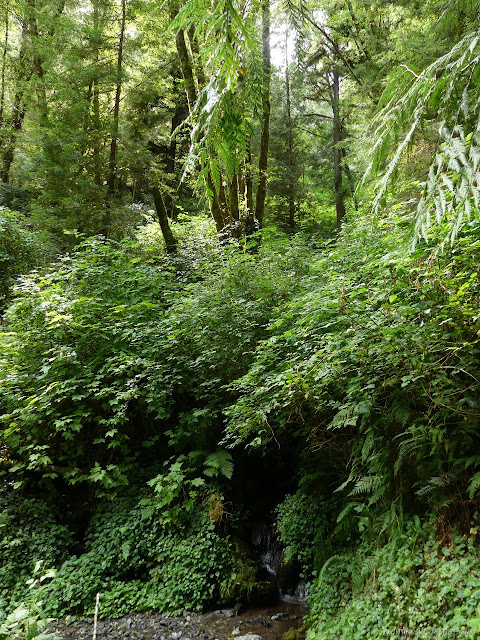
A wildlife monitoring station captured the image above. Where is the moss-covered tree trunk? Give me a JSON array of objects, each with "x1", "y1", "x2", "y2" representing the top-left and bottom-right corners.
[{"x1": 151, "y1": 186, "x2": 177, "y2": 254}]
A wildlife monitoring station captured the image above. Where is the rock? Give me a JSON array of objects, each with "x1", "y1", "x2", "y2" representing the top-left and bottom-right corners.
[
  {"x1": 271, "y1": 613, "x2": 290, "y2": 621},
  {"x1": 253, "y1": 616, "x2": 271, "y2": 627},
  {"x1": 232, "y1": 627, "x2": 242, "y2": 636},
  {"x1": 235, "y1": 635, "x2": 264, "y2": 640}
]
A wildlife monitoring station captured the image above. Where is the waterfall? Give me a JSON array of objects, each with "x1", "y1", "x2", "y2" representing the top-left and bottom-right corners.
[{"x1": 251, "y1": 521, "x2": 307, "y2": 603}]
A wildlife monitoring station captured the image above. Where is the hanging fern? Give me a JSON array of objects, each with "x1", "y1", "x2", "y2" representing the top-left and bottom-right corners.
[
  {"x1": 171, "y1": 0, "x2": 263, "y2": 190},
  {"x1": 366, "y1": 30, "x2": 480, "y2": 246}
]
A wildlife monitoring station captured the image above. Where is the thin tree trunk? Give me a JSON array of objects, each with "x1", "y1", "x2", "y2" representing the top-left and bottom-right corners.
[
  {"x1": 206, "y1": 173, "x2": 226, "y2": 232},
  {"x1": 28, "y1": 0, "x2": 47, "y2": 125},
  {"x1": 0, "y1": 2, "x2": 9, "y2": 128},
  {"x1": 1, "y1": 0, "x2": 65, "y2": 182},
  {"x1": 165, "y1": 92, "x2": 187, "y2": 219},
  {"x1": 244, "y1": 138, "x2": 255, "y2": 235},
  {"x1": 92, "y1": 0, "x2": 102, "y2": 188},
  {"x1": 187, "y1": 26, "x2": 206, "y2": 88},
  {"x1": 174, "y1": 25, "x2": 197, "y2": 112},
  {"x1": 285, "y1": 30, "x2": 295, "y2": 231},
  {"x1": 93, "y1": 78, "x2": 101, "y2": 186},
  {"x1": 30, "y1": 0, "x2": 66, "y2": 128},
  {"x1": 229, "y1": 174, "x2": 239, "y2": 225},
  {"x1": 219, "y1": 176, "x2": 230, "y2": 224},
  {"x1": 255, "y1": 0, "x2": 271, "y2": 228},
  {"x1": 151, "y1": 186, "x2": 177, "y2": 253},
  {"x1": 1, "y1": 17, "x2": 31, "y2": 183},
  {"x1": 104, "y1": 0, "x2": 126, "y2": 236},
  {"x1": 333, "y1": 69, "x2": 346, "y2": 229},
  {"x1": 107, "y1": 0, "x2": 126, "y2": 199}
]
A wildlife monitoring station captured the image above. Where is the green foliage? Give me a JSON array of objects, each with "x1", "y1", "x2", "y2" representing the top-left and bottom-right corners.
[
  {"x1": 307, "y1": 517, "x2": 480, "y2": 639},
  {"x1": 4, "y1": 0, "x2": 480, "y2": 632},
  {"x1": 0, "y1": 231, "x2": 310, "y2": 490},
  {"x1": 367, "y1": 26, "x2": 480, "y2": 245},
  {"x1": 0, "y1": 485, "x2": 72, "y2": 610},
  {"x1": 0, "y1": 208, "x2": 57, "y2": 307},
  {"x1": 0, "y1": 238, "x2": 181, "y2": 489},
  {"x1": 41, "y1": 485, "x2": 240, "y2": 618},
  {"x1": 225, "y1": 210, "x2": 480, "y2": 522},
  {"x1": 0, "y1": 552, "x2": 63, "y2": 639},
  {"x1": 276, "y1": 491, "x2": 334, "y2": 575},
  {"x1": 0, "y1": 604, "x2": 59, "y2": 640}
]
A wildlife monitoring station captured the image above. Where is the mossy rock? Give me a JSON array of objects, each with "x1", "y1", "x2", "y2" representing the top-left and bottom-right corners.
[{"x1": 282, "y1": 625, "x2": 306, "y2": 640}]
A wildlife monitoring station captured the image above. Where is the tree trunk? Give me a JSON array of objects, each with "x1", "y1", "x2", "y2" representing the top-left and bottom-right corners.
[
  {"x1": 151, "y1": 186, "x2": 177, "y2": 254},
  {"x1": 229, "y1": 174, "x2": 239, "y2": 226},
  {"x1": 333, "y1": 69, "x2": 346, "y2": 229},
  {"x1": 285, "y1": 31, "x2": 295, "y2": 232},
  {"x1": 0, "y1": 1, "x2": 9, "y2": 128},
  {"x1": 219, "y1": 176, "x2": 230, "y2": 224},
  {"x1": 28, "y1": 0, "x2": 47, "y2": 125},
  {"x1": 187, "y1": 26, "x2": 206, "y2": 88},
  {"x1": 206, "y1": 173, "x2": 226, "y2": 232},
  {"x1": 255, "y1": 0, "x2": 271, "y2": 229},
  {"x1": 107, "y1": 0, "x2": 126, "y2": 199},
  {"x1": 104, "y1": 0, "x2": 126, "y2": 236},
  {"x1": 1, "y1": 0, "x2": 65, "y2": 182},
  {"x1": 1, "y1": 17, "x2": 31, "y2": 183},
  {"x1": 174, "y1": 24, "x2": 197, "y2": 112},
  {"x1": 92, "y1": 0, "x2": 102, "y2": 188},
  {"x1": 165, "y1": 91, "x2": 187, "y2": 220},
  {"x1": 244, "y1": 138, "x2": 255, "y2": 236}
]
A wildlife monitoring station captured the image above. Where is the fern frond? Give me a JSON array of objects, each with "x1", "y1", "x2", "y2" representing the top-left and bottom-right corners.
[
  {"x1": 416, "y1": 474, "x2": 454, "y2": 497},
  {"x1": 204, "y1": 449, "x2": 234, "y2": 480},
  {"x1": 349, "y1": 474, "x2": 382, "y2": 497},
  {"x1": 366, "y1": 31, "x2": 480, "y2": 246},
  {"x1": 390, "y1": 394, "x2": 412, "y2": 428},
  {"x1": 394, "y1": 438, "x2": 419, "y2": 476},
  {"x1": 351, "y1": 554, "x2": 376, "y2": 590},
  {"x1": 467, "y1": 471, "x2": 480, "y2": 499}
]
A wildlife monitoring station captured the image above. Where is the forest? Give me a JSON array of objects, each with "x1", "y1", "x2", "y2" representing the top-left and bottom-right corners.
[{"x1": 1, "y1": 0, "x2": 480, "y2": 638}]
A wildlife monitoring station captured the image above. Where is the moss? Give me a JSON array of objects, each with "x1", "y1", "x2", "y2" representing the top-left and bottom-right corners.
[{"x1": 282, "y1": 625, "x2": 306, "y2": 640}]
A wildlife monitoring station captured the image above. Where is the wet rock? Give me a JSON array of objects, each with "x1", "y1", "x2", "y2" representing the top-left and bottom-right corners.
[
  {"x1": 252, "y1": 617, "x2": 271, "y2": 628},
  {"x1": 271, "y1": 613, "x2": 290, "y2": 622}
]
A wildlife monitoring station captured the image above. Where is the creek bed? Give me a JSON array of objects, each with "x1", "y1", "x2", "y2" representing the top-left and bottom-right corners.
[{"x1": 49, "y1": 601, "x2": 307, "y2": 640}]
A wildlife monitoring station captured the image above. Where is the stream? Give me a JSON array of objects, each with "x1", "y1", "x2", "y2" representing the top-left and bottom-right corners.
[{"x1": 49, "y1": 601, "x2": 307, "y2": 640}]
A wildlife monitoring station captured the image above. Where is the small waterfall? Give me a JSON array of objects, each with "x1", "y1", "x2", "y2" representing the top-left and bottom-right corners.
[{"x1": 251, "y1": 521, "x2": 307, "y2": 604}]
